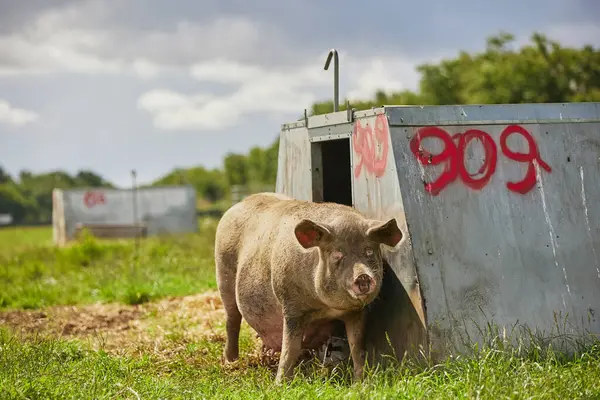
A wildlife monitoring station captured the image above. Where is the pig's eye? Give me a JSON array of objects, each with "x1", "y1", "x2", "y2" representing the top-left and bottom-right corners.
[
  {"x1": 365, "y1": 248, "x2": 374, "y2": 257},
  {"x1": 331, "y1": 251, "x2": 344, "y2": 262}
]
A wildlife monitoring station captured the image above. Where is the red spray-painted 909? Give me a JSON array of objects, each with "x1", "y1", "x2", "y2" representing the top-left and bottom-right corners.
[
  {"x1": 409, "y1": 125, "x2": 552, "y2": 195},
  {"x1": 353, "y1": 114, "x2": 389, "y2": 178}
]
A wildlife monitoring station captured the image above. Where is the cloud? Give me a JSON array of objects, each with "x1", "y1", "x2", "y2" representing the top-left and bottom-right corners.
[
  {"x1": 137, "y1": 89, "x2": 221, "y2": 130},
  {"x1": 131, "y1": 58, "x2": 161, "y2": 79},
  {"x1": 0, "y1": 0, "x2": 294, "y2": 78},
  {"x1": 0, "y1": 0, "x2": 121, "y2": 75},
  {"x1": 347, "y1": 57, "x2": 420, "y2": 101},
  {"x1": 138, "y1": 58, "x2": 329, "y2": 130},
  {"x1": 138, "y1": 53, "x2": 422, "y2": 131},
  {"x1": 190, "y1": 59, "x2": 263, "y2": 84},
  {"x1": 0, "y1": 100, "x2": 39, "y2": 126},
  {"x1": 0, "y1": 0, "x2": 425, "y2": 132},
  {"x1": 128, "y1": 18, "x2": 267, "y2": 67}
]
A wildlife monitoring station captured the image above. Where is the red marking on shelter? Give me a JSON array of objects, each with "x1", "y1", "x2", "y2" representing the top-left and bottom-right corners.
[
  {"x1": 410, "y1": 125, "x2": 551, "y2": 195},
  {"x1": 353, "y1": 114, "x2": 389, "y2": 178},
  {"x1": 500, "y1": 125, "x2": 552, "y2": 194},
  {"x1": 83, "y1": 191, "x2": 106, "y2": 208}
]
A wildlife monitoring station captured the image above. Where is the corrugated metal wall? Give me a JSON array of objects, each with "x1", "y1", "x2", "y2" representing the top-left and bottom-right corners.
[
  {"x1": 389, "y1": 103, "x2": 600, "y2": 357},
  {"x1": 275, "y1": 123, "x2": 313, "y2": 201},
  {"x1": 52, "y1": 185, "x2": 197, "y2": 243}
]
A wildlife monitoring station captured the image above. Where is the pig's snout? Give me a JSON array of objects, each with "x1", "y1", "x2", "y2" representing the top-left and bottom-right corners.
[{"x1": 352, "y1": 274, "x2": 376, "y2": 297}]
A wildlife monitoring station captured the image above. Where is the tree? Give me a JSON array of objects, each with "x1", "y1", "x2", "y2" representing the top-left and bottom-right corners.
[
  {"x1": 75, "y1": 170, "x2": 111, "y2": 187},
  {"x1": 223, "y1": 153, "x2": 249, "y2": 187},
  {"x1": 152, "y1": 166, "x2": 227, "y2": 203},
  {"x1": 311, "y1": 32, "x2": 600, "y2": 113},
  {"x1": 0, "y1": 183, "x2": 38, "y2": 223},
  {"x1": 0, "y1": 166, "x2": 12, "y2": 184},
  {"x1": 0, "y1": 169, "x2": 114, "y2": 224},
  {"x1": 264, "y1": 137, "x2": 280, "y2": 185},
  {"x1": 247, "y1": 147, "x2": 265, "y2": 184}
]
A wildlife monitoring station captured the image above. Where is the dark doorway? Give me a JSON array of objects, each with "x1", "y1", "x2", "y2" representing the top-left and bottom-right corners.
[{"x1": 312, "y1": 138, "x2": 353, "y2": 206}]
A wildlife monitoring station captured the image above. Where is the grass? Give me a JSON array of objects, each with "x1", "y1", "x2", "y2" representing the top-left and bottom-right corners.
[
  {"x1": 1, "y1": 221, "x2": 600, "y2": 399},
  {"x1": 0, "y1": 218, "x2": 218, "y2": 309},
  {"x1": 1, "y1": 327, "x2": 599, "y2": 399},
  {"x1": 0, "y1": 225, "x2": 54, "y2": 250}
]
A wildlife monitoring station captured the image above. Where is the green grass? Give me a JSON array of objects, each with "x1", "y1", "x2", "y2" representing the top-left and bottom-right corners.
[
  {"x1": 0, "y1": 225, "x2": 54, "y2": 250},
  {"x1": 1, "y1": 222, "x2": 600, "y2": 399},
  {"x1": 0, "y1": 218, "x2": 219, "y2": 309},
  {"x1": 1, "y1": 327, "x2": 599, "y2": 399}
]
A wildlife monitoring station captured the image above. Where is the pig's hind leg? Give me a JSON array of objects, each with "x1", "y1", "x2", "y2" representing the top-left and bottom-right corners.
[{"x1": 215, "y1": 252, "x2": 242, "y2": 362}]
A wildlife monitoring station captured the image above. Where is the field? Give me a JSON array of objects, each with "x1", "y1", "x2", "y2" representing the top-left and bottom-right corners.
[{"x1": 1, "y1": 221, "x2": 599, "y2": 399}]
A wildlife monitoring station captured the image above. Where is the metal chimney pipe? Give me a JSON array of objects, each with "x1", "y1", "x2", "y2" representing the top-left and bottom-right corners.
[{"x1": 324, "y1": 49, "x2": 340, "y2": 112}]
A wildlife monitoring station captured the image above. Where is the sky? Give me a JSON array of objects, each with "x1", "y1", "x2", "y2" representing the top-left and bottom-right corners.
[{"x1": 0, "y1": 0, "x2": 598, "y2": 188}]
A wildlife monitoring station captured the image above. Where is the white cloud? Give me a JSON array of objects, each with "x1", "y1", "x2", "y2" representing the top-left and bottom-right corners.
[
  {"x1": 0, "y1": 0, "x2": 122, "y2": 76},
  {"x1": 138, "y1": 58, "x2": 328, "y2": 130},
  {"x1": 133, "y1": 18, "x2": 265, "y2": 67},
  {"x1": 347, "y1": 57, "x2": 420, "y2": 101},
  {"x1": 0, "y1": 100, "x2": 39, "y2": 126},
  {"x1": 0, "y1": 0, "x2": 425, "y2": 132},
  {"x1": 131, "y1": 58, "x2": 162, "y2": 79},
  {"x1": 138, "y1": 54, "x2": 421, "y2": 131},
  {"x1": 190, "y1": 59, "x2": 263, "y2": 84},
  {"x1": 137, "y1": 89, "x2": 220, "y2": 129},
  {"x1": 0, "y1": 0, "x2": 284, "y2": 78}
]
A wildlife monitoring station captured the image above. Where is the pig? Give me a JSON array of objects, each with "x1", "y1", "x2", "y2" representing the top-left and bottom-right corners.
[{"x1": 214, "y1": 192, "x2": 403, "y2": 383}]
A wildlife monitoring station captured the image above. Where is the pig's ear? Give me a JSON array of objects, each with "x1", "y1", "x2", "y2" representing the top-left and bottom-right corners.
[
  {"x1": 366, "y1": 218, "x2": 403, "y2": 248},
  {"x1": 294, "y1": 219, "x2": 332, "y2": 249}
]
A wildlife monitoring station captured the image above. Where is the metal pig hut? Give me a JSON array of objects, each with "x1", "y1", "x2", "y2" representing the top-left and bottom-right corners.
[
  {"x1": 52, "y1": 185, "x2": 198, "y2": 246},
  {"x1": 274, "y1": 51, "x2": 600, "y2": 364}
]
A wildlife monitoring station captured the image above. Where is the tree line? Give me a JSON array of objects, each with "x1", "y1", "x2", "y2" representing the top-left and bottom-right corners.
[
  {"x1": 1, "y1": 32, "x2": 598, "y2": 224},
  {"x1": 0, "y1": 170, "x2": 114, "y2": 224}
]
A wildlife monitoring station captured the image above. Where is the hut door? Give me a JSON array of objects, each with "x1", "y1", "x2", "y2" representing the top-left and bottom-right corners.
[{"x1": 310, "y1": 138, "x2": 353, "y2": 206}]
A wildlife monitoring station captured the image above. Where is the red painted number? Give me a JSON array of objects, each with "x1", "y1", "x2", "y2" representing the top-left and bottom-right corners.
[
  {"x1": 409, "y1": 127, "x2": 459, "y2": 196},
  {"x1": 353, "y1": 114, "x2": 389, "y2": 178},
  {"x1": 499, "y1": 125, "x2": 552, "y2": 194},
  {"x1": 83, "y1": 191, "x2": 106, "y2": 208},
  {"x1": 410, "y1": 125, "x2": 551, "y2": 195}
]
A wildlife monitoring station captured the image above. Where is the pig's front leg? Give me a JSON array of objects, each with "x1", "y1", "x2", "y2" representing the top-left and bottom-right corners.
[
  {"x1": 275, "y1": 316, "x2": 304, "y2": 384},
  {"x1": 344, "y1": 311, "x2": 367, "y2": 380}
]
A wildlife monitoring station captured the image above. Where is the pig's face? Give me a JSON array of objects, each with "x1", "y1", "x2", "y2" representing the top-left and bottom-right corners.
[{"x1": 294, "y1": 217, "x2": 403, "y2": 308}]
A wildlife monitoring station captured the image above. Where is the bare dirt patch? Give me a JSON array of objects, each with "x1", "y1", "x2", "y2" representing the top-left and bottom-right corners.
[
  {"x1": 0, "y1": 304, "x2": 143, "y2": 336},
  {"x1": 1, "y1": 292, "x2": 348, "y2": 374},
  {"x1": 0, "y1": 291, "x2": 237, "y2": 354}
]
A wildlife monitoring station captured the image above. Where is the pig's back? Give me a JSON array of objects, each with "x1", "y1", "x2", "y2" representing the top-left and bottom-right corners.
[{"x1": 214, "y1": 192, "x2": 295, "y2": 271}]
